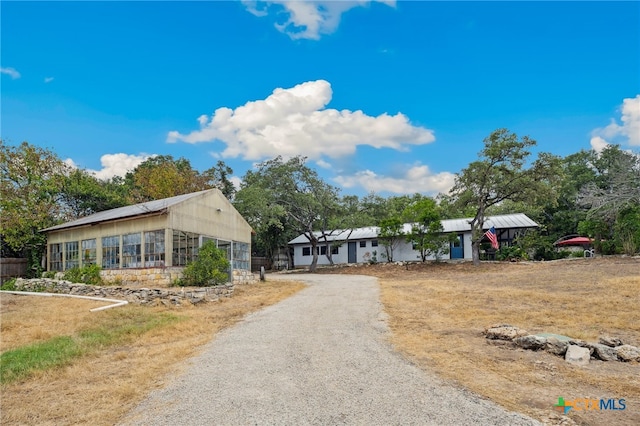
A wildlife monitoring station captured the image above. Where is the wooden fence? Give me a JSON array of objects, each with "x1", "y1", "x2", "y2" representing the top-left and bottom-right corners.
[{"x1": 0, "y1": 258, "x2": 28, "y2": 283}]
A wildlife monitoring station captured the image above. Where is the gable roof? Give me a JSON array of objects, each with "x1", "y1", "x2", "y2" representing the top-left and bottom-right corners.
[
  {"x1": 41, "y1": 190, "x2": 212, "y2": 233},
  {"x1": 288, "y1": 213, "x2": 538, "y2": 245}
]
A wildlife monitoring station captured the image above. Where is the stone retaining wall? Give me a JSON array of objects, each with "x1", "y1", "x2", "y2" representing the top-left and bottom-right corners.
[
  {"x1": 98, "y1": 268, "x2": 257, "y2": 287},
  {"x1": 232, "y1": 269, "x2": 257, "y2": 285},
  {"x1": 100, "y1": 268, "x2": 183, "y2": 287},
  {"x1": 11, "y1": 278, "x2": 234, "y2": 306}
]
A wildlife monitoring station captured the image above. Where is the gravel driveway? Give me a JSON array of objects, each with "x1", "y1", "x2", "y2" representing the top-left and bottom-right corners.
[{"x1": 119, "y1": 274, "x2": 540, "y2": 425}]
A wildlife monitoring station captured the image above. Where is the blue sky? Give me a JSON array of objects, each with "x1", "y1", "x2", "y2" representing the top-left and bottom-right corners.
[{"x1": 2, "y1": 1, "x2": 639, "y2": 196}]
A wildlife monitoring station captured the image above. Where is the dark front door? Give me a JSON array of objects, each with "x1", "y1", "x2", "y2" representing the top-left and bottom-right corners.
[
  {"x1": 348, "y1": 242, "x2": 357, "y2": 263},
  {"x1": 450, "y1": 234, "x2": 464, "y2": 259}
]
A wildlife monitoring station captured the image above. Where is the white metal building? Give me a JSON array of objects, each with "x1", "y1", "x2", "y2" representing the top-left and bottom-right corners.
[{"x1": 288, "y1": 213, "x2": 538, "y2": 267}]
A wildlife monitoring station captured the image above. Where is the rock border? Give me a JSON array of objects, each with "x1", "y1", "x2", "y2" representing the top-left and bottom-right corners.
[
  {"x1": 8, "y1": 278, "x2": 234, "y2": 306},
  {"x1": 484, "y1": 324, "x2": 640, "y2": 364}
]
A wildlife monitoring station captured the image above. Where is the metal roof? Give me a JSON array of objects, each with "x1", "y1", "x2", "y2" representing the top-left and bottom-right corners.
[
  {"x1": 41, "y1": 190, "x2": 212, "y2": 232},
  {"x1": 288, "y1": 213, "x2": 538, "y2": 245}
]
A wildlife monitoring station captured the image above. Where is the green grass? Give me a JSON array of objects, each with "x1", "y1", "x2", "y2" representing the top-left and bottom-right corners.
[{"x1": 1, "y1": 308, "x2": 181, "y2": 385}]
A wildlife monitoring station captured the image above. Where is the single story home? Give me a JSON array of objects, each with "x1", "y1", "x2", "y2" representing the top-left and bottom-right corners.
[
  {"x1": 41, "y1": 189, "x2": 253, "y2": 285},
  {"x1": 288, "y1": 213, "x2": 538, "y2": 267}
]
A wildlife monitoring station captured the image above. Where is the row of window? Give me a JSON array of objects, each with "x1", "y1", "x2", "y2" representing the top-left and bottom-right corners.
[
  {"x1": 302, "y1": 245, "x2": 339, "y2": 256},
  {"x1": 301, "y1": 240, "x2": 379, "y2": 257},
  {"x1": 50, "y1": 230, "x2": 166, "y2": 271},
  {"x1": 49, "y1": 230, "x2": 250, "y2": 272}
]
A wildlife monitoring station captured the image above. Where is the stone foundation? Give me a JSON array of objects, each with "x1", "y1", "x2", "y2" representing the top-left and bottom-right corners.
[
  {"x1": 97, "y1": 268, "x2": 257, "y2": 287},
  {"x1": 100, "y1": 267, "x2": 184, "y2": 287},
  {"x1": 11, "y1": 278, "x2": 234, "y2": 306},
  {"x1": 233, "y1": 269, "x2": 258, "y2": 285}
]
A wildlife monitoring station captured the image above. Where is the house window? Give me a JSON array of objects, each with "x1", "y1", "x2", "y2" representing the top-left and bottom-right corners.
[
  {"x1": 102, "y1": 236, "x2": 120, "y2": 269},
  {"x1": 122, "y1": 233, "x2": 141, "y2": 268},
  {"x1": 81, "y1": 239, "x2": 97, "y2": 265},
  {"x1": 49, "y1": 243, "x2": 63, "y2": 271},
  {"x1": 320, "y1": 246, "x2": 327, "y2": 255},
  {"x1": 331, "y1": 246, "x2": 339, "y2": 254},
  {"x1": 359, "y1": 241, "x2": 366, "y2": 248},
  {"x1": 233, "y1": 242, "x2": 249, "y2": 270},
  {"x1": 172, "y1": 230, "x2": 199, "y2": 266},
  {"x1": 65, "y1": 241, "x2": 79, "y2": 270},
  {"x1": 412, "y1": 241, "x2": 419, "y2": 250},
  {"x1": 302, "y1": 247, "x2": 311, "y2": 256},
  {"x1": 144, "y1": 230, "x2": 165, "y2": 267},
  {"x1": 371, "y1": 239, "x2": 378, "y2": 247}
]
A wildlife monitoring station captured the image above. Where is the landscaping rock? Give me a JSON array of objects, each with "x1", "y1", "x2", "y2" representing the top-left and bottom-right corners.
[
  {"x1": 514, "y1": 335, "x2": 547, "y2": 350},
  {"x1": 616, "y1": 344, "x2": 640, "y2": 362},
  {"x1": 598, "y1": 336, "x2": 623, "y2": 347},
  {"x1": 568, "y1": 339, "x2": 594, "y2": 355},
  {"x1": 544, "y1": 337, "x2": 569, "y2": 356},
  {"x1": 565, "y1": 344, "x2": 590, "y2": 366},
  {"x1": 484, "y1": 324, "x2": 528, "y2": 341},
  {"x1": 591, "y1": 343, "x2": 618, "y2": 361}
]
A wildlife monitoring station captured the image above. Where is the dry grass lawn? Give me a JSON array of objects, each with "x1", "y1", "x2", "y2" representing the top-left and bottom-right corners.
[
  {"x1": 321, "y1": 257, "x2": 640, "y2": 426},
  {"x1": 0, "y1": 280, "x2": 305, "y2": 426}
]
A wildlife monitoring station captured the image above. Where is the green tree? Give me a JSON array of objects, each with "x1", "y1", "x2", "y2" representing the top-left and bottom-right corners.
[
  {"x1": 577, "y1": 145, "x2": 640, "y2": 255},
  {"x1": 377, "y1": 217, "x2": 404, "y2": 262},
  {"x1": 235, "y1": 156, "x2": 341, "y2": 272},
  {"x1": 124, "y1": 155, "x2": 204, "y2": 203},
  {"x1": 59, "y1": 169, "x2": 128, "y2": 219},
  {"x1": 202, "y1": 160, "x2": 236, "y2": 200},
  {"x1": 615, "y1": 206, "x2": 640, "y2": 255},
  {"x1": 402, "y1": 198, "x2": 452, "y2": 262},
  {"x1": 579, "y1": 145, "x2": 640, "y2": 221},
  {"x1": 449, "y1": 129, "x2": 561, "y2": 265},
  {"x1": 0, "y1": 141, "x2": 71, "y2": 276},
  {"x1": 181, "y1": 240, "x2": 230, "y2": 286}
]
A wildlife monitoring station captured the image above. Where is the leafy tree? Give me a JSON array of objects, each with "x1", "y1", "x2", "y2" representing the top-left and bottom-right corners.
[
  {"x1": 402, "y1": 198, "x2": 452, "y2": 262},
  {"x1": 576, "y1": 145, "x2": 640, "y2": 255},
  {"x1": 579, "y1": 145, "x2": 640, "y2": 221},
  {"x1": 449, "y1": 129, "x2": 562, "y2": 265},
  {"x1": 124, "y1": 155, "x2": 204, "y2": 202},
  {"x1": 59, "y1": 169, "x2": 128, "y2": 219},
  {"x1": 0, "y1": 141, "x2": 70, "y2": 276},
  {"x1": 235, "y1": 156, "x2": 340, "y2": 272},
  {"x1": 202, "y1": 160, "x2": 236, "y2": 200},
  {"x1": 615, "y1": 206, "x2": 640, "y2": 255},
  {"x1": 181, "y1": 240, "x2": 229, "y2": 286},
  {"x1": 535, "y1": 150, "x2": 597, "y2": 241},
  {"x1": 377, "y1": 217, "x2": 404, "y2": 262}
]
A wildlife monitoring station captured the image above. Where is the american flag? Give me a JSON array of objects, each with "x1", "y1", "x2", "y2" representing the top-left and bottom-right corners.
[{"x1": 484, "y1": 226, "x2": 499, "y2": 249}]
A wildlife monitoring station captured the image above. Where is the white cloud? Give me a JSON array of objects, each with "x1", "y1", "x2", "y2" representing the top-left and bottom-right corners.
[
  {"x1": 87, "y1": 153, "x2": 152, "y2": 180},
  {"x1": 230, "y1": 175, "x2": 243, "y2": 191},
  {"x1": 334, "y1": 164, "x2": 456, "y2": 195},
  {"x1": 589, "y1": 136, "x2": 609, "y2": 153},
  {"x1": 243, "y1": 0, "x2": 395, "y2": 40},
  {"x1": 44, "y1": 77, "x2": 54, "y2": 83},
  {"x1": 64, "y1": 158, "x2": 79, "y2": 169},
  {"x1": 316, "y1": 159, "x2": 332, "y2": 169},
  {"x1": 591, "y1": 95, "x2": 640, "y2": 149},
  {"x1": 1, "y1": 67, "x2": 21, "y2": 79},
  {"x1": 168, "y1": 79, "x2": 434, "y2": 160}
]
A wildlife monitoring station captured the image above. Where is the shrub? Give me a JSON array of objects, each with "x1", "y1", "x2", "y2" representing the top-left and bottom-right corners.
[
  {"x1": 1, "y1": 278, "x2": 17, "y2": 291},
  {"x1": 62, "y1": 264, "x2": 102, "y2": 285},
  {"x1": 42, "y1": 271, "x2": 56, "y2": 279},
  {"x1": 181, "y1": 241, "x2": 230, "y2": 286},
  {"x1": 496, "y1": 245, "x2": 529, "y2": 261}
]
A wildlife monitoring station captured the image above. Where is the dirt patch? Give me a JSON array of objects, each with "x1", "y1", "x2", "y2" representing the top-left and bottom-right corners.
[{"x1": 319, "y1": 257, "x2": 640, "y2": 426}]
